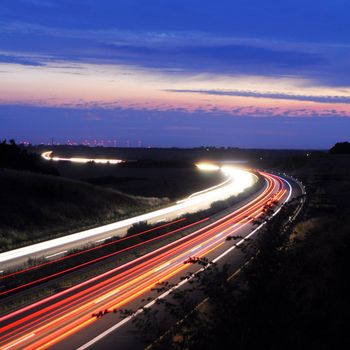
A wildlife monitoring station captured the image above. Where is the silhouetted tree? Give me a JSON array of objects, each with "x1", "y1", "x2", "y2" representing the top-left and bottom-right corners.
[
  {"x1": 329, "y1": 142, "x2": 350, "y2": 154},
  {"x1": 0, "y1": 139, "x2": 58, "y2": 175}
]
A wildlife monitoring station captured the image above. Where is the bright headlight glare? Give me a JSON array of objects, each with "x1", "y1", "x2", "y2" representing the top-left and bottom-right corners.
[{"x1": 195, "y1": 162, "x2": 220, "y2": 171}]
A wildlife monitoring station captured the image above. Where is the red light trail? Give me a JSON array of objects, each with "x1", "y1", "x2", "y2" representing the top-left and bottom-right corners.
[{"x1": 0, "y1": 172, "x2": 288, "y2": 350}]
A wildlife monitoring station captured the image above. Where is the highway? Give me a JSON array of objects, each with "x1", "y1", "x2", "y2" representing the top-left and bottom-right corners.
[
  {"x1": 0, "y1": 164, "x2": 255, "y2": 271},
  {"x1": 0, "y1": 171, "x2": 295, "y2": 350}
]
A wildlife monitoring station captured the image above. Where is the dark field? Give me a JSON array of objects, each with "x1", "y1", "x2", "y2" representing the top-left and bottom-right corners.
[
  {"x1": 54, "y1": 163, "x2": 226, "y2": 199},
  {"x1": 0, "y1": 169, "x2": 166, "y2": 251}
]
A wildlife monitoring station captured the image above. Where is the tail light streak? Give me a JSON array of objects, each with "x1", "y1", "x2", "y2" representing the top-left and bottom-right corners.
[{"x1": 0, "y1": 172, "x2": 288, "y2": 350}]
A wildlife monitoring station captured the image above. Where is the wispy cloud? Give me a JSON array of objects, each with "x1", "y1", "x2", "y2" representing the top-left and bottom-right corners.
[
  {"x1": 1, "y1": 96, "x2": 350, "y2": 119},
  {"x1": 1, "y1": 1, "x2": 350, "y2": 88},
  {"x1": 1, "y1": 17, "x2": 350, "y2": 89},
  {"x1": 0, "y1": 21, "x2": 324, "y2": 75},
  {"x1": 0, "y1": 54, "x2": 45, "y2": 66},
  {"x1": 166, "y1": 89, "x2": 350, "y2": 105}
]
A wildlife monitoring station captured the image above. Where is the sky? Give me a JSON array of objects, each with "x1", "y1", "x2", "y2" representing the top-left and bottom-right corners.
[{"x1": 1, "y1": 0, "x2": 350, "y2": 149}]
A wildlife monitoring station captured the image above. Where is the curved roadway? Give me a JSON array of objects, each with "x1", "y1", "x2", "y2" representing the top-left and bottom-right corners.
[{"x1": 0, "y1": 171, "x2": 298, "y2": 350}]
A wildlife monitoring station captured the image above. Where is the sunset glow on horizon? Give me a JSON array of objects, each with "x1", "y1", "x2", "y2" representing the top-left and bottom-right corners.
[{"x1": 1, "y1": 61, "x2": 350, "y2": 118}]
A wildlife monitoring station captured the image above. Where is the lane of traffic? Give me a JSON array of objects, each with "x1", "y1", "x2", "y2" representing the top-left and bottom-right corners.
[{"x1": 0, "y1": 172, "x2": 285, "y2": 350}]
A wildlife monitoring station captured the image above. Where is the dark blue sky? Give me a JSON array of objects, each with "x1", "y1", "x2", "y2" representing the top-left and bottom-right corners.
[{"x1": 0, "y1": 0, "x2": 350, "y2": 148}]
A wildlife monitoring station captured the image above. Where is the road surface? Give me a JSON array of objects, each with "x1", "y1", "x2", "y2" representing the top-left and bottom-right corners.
[{"x1": 0, "y1": 171, "x2": 298, "y2": 350}]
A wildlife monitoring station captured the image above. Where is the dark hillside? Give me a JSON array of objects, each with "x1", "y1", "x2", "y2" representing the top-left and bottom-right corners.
[
  {"x1": 329, "y1": 141, "x2": 350, "y2": 154},
  {"x1": 0, "y1": 169, "x2": 166, "y2": 251}
]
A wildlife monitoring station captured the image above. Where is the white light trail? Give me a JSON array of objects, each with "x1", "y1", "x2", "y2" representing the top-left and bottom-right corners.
[
  {"x1": 95, "y1": 237, "x2": 111, "y2": 243},
  {"x1": 45, "y1": 251, "x2": 67, "y2": 259},
  {"x1": 153, "y1": 262, "x2": 170, "y2": 272},
  {"x1": 42, "y1": 151, "x2": 124, "y2": 165},
  {"x1": 94, "y1": 289, "x2": 120, "y2": 304},
  {"x1": 2, "y1": 333, "x2": 36, "y2": 350},
  {"x1": 195, "y1": 163, "x2": 220, "y2": 171},
  {"x1": 190, "y1": 244, "x2": 202, "y2": 252},
  {"x1": 0, "y1": 163, "x2": 255, "y2": 267}
]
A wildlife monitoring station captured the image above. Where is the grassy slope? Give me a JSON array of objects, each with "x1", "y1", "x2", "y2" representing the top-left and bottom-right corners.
[{"x1": 0, "y1": 169, "x2": 166, "y2": 251}]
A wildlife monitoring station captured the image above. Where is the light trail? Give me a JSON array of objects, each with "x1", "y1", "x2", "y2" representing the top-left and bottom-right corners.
[
  {"x1": 27, "y1": 196, "x2": 272, "y2": 350},
  {"x1": 1, "y1": 333, "x2": 35, "y2": 350},
  {"x1": 94, "y1": 237, "x2": 111, "y2": 243},
  {"x1": 0, "y1": 175, "x2": 276, "y2": 320},
  {"x1": 0, "y1": 218, "x2": 186, "y2": 281},
  {"x1": 0, "y1": 172, "x2": 290, "y2": 350},
  {"x1": 0, "y1": 218, "x2": 206, "y2": 297},
  {"x1": 44, "y1": 251, "x2": 67, "y2": 259},
  {"x1": 41, "y1": 151, "x2": 124, "y2": 165},
  {"x1": 0, "y1": 165, "x2": 255, "y2": 269},
  {"x1": 0, "y1": 175, "x2": 274, "y2": 326},
  {"x1": 76, "y1": 181, "x2": 289, "y2": 350}
]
